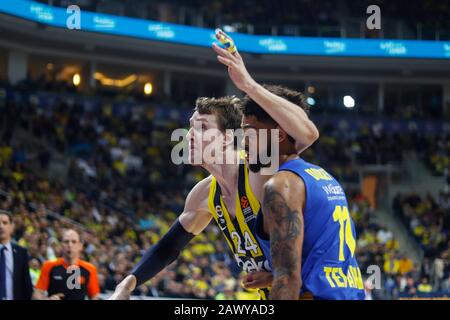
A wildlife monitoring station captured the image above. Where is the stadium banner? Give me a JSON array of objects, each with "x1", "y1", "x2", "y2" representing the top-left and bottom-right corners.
[{"x1": 1, "y1": 0, "x2": 450, "y2": 59}]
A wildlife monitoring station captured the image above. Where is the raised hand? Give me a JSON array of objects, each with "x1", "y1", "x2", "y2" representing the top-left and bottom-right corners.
[{"x1": 213, "y1": 29, "x2": 256, "y2": 93}]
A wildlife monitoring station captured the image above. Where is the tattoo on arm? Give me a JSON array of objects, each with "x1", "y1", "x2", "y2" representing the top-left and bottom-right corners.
[{"x1": 264, "y1": 182, "x2": 304, "y2": 300}]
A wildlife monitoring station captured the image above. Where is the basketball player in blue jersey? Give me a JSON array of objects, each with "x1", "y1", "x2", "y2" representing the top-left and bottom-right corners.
[
  {"x1": 109, "y1": 32, "x2": 319, "y2": 299},
  {"x1": 239, "y1": 91, "x2": 366, "y2": 300}
]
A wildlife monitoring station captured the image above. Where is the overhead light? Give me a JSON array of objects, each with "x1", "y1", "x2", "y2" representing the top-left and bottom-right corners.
[
  {"x1": 306, "y1": 97, "x2": 316, "y2": 106},
  {"x1": 222, "y1": 25, "x2": 236, "y2": 33},
  {"x1": 343, "y1": 95, "x2": 355, "y2": 108},
  {"x1": 73, "y1": 73, "x2": 81, "y2": 86},
  {"x1": 94, "y1": 72, "x2": 137, "y2": 87},
  {"x1": 144, "y1": 82, "x2": 153, "y2": 95}
]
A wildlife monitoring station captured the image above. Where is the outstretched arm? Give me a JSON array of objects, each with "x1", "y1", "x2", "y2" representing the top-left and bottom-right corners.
[
  {"x1": 109, "y1": 178, "x2": 213, "y2": 299},
  {"x1": 262, "y1": 171, "x2": 305, "y2": 299},
  {"x1": 108, "y1": 218, "x2": 196, "y2": 300},
  {"x1": 213, "y1": 30, "x2": 319, "y2": 153}
]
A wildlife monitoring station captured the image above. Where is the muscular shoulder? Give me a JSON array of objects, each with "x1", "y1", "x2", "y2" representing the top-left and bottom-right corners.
[
  {"x1": 181, "y1": 176, "x2": 214, "y2": 234},
  {"x1": 185, "y1": 175, "x2": 213, "y2": 211},
  {"x1": 263, "y1": 171, "x2": 305, "y2": 205}
]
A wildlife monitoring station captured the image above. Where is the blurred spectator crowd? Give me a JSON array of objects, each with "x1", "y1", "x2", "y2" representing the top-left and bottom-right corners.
[
  {"x1": 392, "y1": 183, "x2": 450, "y2": 297},
  {"x1": 0, "y1": 80, "x2": 449, "y2": 299},
  {"x1": 0, "y1": 155, "x2": 258, "y2": 299}
]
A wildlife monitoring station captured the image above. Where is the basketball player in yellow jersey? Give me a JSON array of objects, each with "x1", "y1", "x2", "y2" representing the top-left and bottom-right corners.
[{"x1": 109, "y1": 32, "x2": 318, "y2": 300}]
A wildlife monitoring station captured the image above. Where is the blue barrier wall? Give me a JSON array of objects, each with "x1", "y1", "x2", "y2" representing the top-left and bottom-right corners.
[{"x1": 1, "y1": 0, "x2": 450, "y2": 59}]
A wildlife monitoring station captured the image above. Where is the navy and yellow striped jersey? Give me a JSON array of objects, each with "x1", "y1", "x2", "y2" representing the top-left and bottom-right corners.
[
  {"x1": 255, "y1": 158, "x2": 366, "y2": 300},
  {"x1": 208, "y1": 159, "x2": 271, "y2": 299}
]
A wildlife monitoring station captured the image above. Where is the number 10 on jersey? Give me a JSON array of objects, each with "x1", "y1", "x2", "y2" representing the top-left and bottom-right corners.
[{"x1": 333, "y1": 205, "x2": 356, "y2": 261}]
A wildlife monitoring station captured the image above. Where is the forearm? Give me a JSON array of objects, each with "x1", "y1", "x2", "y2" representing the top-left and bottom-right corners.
[
  {"x1": 268, "y1": 209, "x2": 303, "y2": 299},
  {"x1": 263, "y1": 173, "x2": 304, "y2": 300},
  {"x1": 244, "y1": 82, "x2": 319, "y2": 152},
  {"x1": 271, "y1": 273, "x2": 302, "y2": 300},
  {"x1": 269, "y1": 236, "x2": 303, "y2": 299},
  {"x1": 130, "y1": 218, "x2": 194, "y2": 287}
]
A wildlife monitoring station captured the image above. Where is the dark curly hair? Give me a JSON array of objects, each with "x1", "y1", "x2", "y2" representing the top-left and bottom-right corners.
[{"x1": 239, "y1": 84, "x2": 310, "y2": 124}]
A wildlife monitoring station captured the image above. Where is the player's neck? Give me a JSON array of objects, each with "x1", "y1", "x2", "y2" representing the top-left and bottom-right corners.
[
  {"x1": 277, "y1": 143, "x2": 299, "y2": 167},
  {"x1": 279, "y1": 153, "x2": 299, "y2": 167},
  {"x1": 202, "y1": 148, "x2": 239, "y2": 196},
  {"x1": 205, "y1": 162, "x2": 239, "y2": 197}
]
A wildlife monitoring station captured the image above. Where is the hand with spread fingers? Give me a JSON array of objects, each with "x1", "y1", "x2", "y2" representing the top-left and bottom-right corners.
[{"x1": 213, "y1": 29, "x2": 256, "y2": 93}]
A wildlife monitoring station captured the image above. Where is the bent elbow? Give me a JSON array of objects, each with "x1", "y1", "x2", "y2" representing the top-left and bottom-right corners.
[
  {"x1": 307, "y1": 123, "x2": 320, "y2": 143},
  {"x1": 302, "y1": 124, "x2": 319, "y2": 148},
  {"x1": 294, "y1": 125, "x2": 319, "y2": 153}
]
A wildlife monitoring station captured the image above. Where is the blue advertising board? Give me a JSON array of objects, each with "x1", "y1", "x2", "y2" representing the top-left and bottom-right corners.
[{"x1": 1, "y1": 0, "x2": 449, "y2": 59}]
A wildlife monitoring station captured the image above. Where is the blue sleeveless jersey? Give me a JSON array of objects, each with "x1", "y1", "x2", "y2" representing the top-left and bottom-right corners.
[{"x1": 255, "y1": 158, "x2": 366, "y2": 300}]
